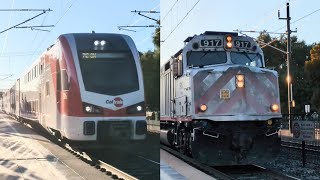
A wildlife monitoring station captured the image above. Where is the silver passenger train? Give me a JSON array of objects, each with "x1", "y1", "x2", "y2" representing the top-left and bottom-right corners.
[{"x1": 160, "y1": 31, "x2": 282, "y2": 165}]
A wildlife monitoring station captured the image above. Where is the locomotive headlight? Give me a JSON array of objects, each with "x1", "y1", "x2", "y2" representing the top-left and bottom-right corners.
[
  {"x1": 226, "y1": 42, "x2": 233, "y2": 48},
  {"x1": 267, "y1": 119, "x2": 273, "y2": 125},
  {"x1": 271, "y1": 104, "x2": 279, "y2": 112},
  {"x1": 236, "y1": 74, "x2": 245, "y2": 88},
  {"x1": 199, "y1": 104, "x2": 207, "y2": 112},
  {"x1": 137, "y1": 105, "x2": 142, "y2": 111}
]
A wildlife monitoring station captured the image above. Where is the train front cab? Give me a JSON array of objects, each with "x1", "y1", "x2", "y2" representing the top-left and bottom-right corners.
[{"x1": 54, "y1": 33, "x2": 147, "y2": 143}]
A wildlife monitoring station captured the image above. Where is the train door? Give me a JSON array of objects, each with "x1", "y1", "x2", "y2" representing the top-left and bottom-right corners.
[
  {"x1": 16, "y1": 79, "x2": 20, "y2": 117},
  {"x1": 38, "y1": 92, "x2": 42, "y2": 123},
  {"x1": 39, "y1": 58, "x2": 47, "y2": 127}
]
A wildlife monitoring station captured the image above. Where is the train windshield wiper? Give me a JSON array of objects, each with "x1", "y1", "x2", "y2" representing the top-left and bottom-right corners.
[{"x1": 199, "y1": 51, "x2": 210, "y2": 61}]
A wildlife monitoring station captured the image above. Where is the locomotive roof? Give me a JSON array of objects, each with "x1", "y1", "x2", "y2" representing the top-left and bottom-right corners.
[{"x1": 183, "y1": 31, "x2": 239, "y2": 43}]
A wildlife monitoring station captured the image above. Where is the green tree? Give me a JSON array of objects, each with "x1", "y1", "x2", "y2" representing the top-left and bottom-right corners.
[
  {"x1": 305, "y1": 43, "x2": 320, "y2": 112},
  {"x1": 140, "y1": 27, "x2": 160, "y2": 111},
  {"x1": 152, "y1": 27, "x2": 160, "y2": 49},
  {"x1": 258, "y1": 32, "x2": 312, "y2": 113}
]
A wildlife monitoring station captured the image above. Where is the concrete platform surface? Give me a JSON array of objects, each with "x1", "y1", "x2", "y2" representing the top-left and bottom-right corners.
[
  {"x1": 0, "y1": 113, "x2": 112, "y2": 180},
  {"x1": 160, "y1": 149, "x2": 215, "y2": 180}
]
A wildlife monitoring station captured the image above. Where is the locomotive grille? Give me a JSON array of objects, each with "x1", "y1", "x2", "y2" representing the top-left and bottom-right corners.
[{"x1": 97, "y1": 121, "x2": 131, "y2": 142}]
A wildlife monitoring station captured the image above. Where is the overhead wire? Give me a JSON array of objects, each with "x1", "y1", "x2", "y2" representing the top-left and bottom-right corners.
[
  {"x1": 128, "y1": 3, "x2": 159, "y2": 27},
  {"x1": 1, "y1": 0, "x2": 16, "y2": 56},
  {"x1": 0, "y1": 0, "x2": 15, "y2": 85},
  {"x1": 161, "y1": 0, "x2": 178, "y2": 23},
  {"x1": 0, "y1": 52, "x2": 42, "y2": 57},
  {"x1": 23, "y1": 0, "x2": 78, "y2": 68},
  {"x1": 251, "y1": 0, "x2": 299, "y2": 31},
  {"x1": 131, "y1": 2, "x2": 160, "y2": 46},
  {"x1": 161, "y1": 0, "x2": 201, "y2": 45},
  {"x1": 122, "y1": 3, "x2": 160, "y2": 33},
  {"x1": 137, "y1": 28, "x2": 160, "y2": 46},
  {"x1": 273, "y1": 7, "x2": 320, "y2": 32}
]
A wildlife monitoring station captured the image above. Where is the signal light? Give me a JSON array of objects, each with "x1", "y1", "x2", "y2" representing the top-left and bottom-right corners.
[
  {"x1": 236, "y1": 74, "x2": 245, "y2": 88},
  {"x1": 225, "y1": 35, "x2": 233, "y2": 49}
]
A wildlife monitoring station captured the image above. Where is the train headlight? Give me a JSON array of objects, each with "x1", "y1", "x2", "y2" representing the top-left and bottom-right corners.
[
  {"x1": 267, "y1": 120, "x2": 273, "y2": 125},
  {"x1": 100, "y1": 40, "x2": 106, "y2": 46},
  {"x1": 271, "y1": 104, "x2": 279, "y2": 112},
  {"x1": 94, "y1": 40, "x2": 100, "y2": 46},
  {"x1": 199, "y1": 104, "x2": 207, "y2": 112},
  {"x1": 85, "y1": 106, "x2": 92, "y2": 112},
  {"x1": 236, "y1": 74, "x2": 245, "y2": 88},
  {"x1": 137, "y1": 105, "x2": 142, "y2": 111},
  {"x1": 83, "y1": 102, "x2": 103, "y2": 114},
  {"x1": 127, "y1": 102, "x2": 145, "y2": 114}
]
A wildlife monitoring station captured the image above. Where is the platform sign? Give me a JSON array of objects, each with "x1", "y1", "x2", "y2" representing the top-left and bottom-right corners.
[{"x1": 292, "y1": 121, "x2": 315, "y2": 141}]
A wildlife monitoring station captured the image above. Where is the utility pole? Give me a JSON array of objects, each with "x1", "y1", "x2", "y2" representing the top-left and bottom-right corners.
[{"x1": 279, "y1": 2, "x2": 296, "y2": 132}]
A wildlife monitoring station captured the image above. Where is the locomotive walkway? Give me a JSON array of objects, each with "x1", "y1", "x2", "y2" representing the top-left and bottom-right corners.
[{"x1": 0, "y1": 113, "x2": 111, "y2": 180}]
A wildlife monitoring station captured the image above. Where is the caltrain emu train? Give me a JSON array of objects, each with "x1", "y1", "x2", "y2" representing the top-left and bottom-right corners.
[
  {"x1": 160, "y1": 31, "x2": 282, "y2": 165},
  {"x1": 0, "y1": 33, "x2": 147, "y2": 143}
]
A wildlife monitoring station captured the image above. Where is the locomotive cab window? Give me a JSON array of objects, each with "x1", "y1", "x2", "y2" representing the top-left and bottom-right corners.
[
  {"x1": 231, "y1": 52, "x2": 263, "y2": 67},
  {"x1": 186, "y1": 51, "x2": 227, "y2": 68}
]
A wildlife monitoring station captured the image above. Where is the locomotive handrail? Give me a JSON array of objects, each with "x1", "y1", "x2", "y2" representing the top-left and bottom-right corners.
[
  {"x1": 265, "y1": 130, "x2": 278, "y2": 137},
  {"x1": 203, "y1": 131, "x2": 219, "y2": 138}
]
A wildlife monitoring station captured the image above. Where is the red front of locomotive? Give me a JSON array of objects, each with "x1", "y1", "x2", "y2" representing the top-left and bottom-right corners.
[{"x1": 46, "y1": 33, "x2": 146, "y2": 141}]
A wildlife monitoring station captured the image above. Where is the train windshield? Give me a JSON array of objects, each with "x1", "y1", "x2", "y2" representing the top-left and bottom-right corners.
[
  {"x1": 230, "y1": 52, "x2": 263, "y2": 67},
  {"x1": 78, "y1": 51, "x2": 139, "y2": 96},
  {"x1": 186, "y1": 51, "x2": 227, "y2": 67}
]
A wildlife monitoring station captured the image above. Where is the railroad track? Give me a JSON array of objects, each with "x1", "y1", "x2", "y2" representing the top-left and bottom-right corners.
[
  {"x1": 86, "y1": 147, "x2": 159, "y2": 180},
  {"x1": 52, "y1": 131, "x2": 159, "y2": 180},
  {"x1": 83, "y1": 132, "x2": 160, "y2": 180},
  {"x1": 161, "y1": 144, "x2": 298, "y2": 180},
  {"x1": 281, "y1": 140, "x2": 320, "y2": 152}
]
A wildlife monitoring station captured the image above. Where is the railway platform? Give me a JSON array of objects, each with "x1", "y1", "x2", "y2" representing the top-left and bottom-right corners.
[
  {"x1": 0, "y1": 113, "x2": 111, "y2": 180},
  {"x1": 160, "y1": 149, "x2": 215, "y2": 180}
]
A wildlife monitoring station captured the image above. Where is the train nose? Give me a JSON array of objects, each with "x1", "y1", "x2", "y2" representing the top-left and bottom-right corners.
[{"x1": 231, "y1": 133, "x2": 253, "y2": 151}]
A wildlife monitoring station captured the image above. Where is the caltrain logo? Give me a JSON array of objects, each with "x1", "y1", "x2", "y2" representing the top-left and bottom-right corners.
[{"x1": 106, "y1": 97, "x2": 123, "y2": 107}]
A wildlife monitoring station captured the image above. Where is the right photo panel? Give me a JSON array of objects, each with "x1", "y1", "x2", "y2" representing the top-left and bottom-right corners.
[{"x1": 160, "y1": 0, "x2": 320, "y2": 179}]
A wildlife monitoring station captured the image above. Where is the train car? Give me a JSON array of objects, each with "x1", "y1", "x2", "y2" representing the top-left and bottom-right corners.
[
  {"x1": 6, "y1": 33, "x2": 147, "y2": 142},
  {"x1": 160, "y1": 31, "x2": 282, "y2": 165}
]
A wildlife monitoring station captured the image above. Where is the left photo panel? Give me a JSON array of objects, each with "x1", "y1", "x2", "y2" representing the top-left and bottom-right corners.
[{"x1": 0, "y1": 1, "x2": 160, "y2": 179}]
